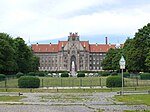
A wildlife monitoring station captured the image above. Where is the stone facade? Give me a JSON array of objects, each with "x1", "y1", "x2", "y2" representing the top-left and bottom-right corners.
[{"x1": 32, "y1": 32, "x2": 122, "y2": 72}]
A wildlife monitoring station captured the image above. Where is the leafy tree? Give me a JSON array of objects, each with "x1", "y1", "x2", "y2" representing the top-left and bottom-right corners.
[
  {"x1": 102, "y1": 48, "x2": 122, "y2": 71},
  {"x1": 30, "y1": 56, "x2": 40, "y2": 72},
  {"x1": 124, "y1": 23, "x2": 150, "y2": 72},
  {"x1": 0, "y1": 33, "x2": 17, "y2": 74},
  {"x1": 0, "y1": 33, "x2": 39, "y2": 74},
  {"x1": 145, "y1": 50, "x2": 150, "y2": 71},
  {"x1": 14, "y1": 37, "x2": 33, "y2": 73}
]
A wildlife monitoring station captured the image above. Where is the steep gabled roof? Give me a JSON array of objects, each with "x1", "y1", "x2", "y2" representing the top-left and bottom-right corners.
[
  {"x1": 89, "y1": 44, "x2": 116, "y2": 52},
  {"x1": 80, "y1": 41, "x2": 89, "y2": 51},
  {"x1": 32, "y1": 43, "x2": 123, "y2": 53},
  {"x1": 32, "y1": 44, "x2": 58, "y2": 52},
  {"x1": 58, "y1": 41, "x2": 67, "y2": 51}
]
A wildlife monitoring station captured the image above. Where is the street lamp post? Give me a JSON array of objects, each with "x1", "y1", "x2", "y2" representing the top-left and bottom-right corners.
[{"x1": 119, "y1": 56, "x2": 126, "y2": 95}]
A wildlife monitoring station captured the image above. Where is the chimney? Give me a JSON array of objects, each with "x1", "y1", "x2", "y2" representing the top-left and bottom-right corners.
[{"x1": 105, "y1": 37, "x2": 108, "y2": 45}]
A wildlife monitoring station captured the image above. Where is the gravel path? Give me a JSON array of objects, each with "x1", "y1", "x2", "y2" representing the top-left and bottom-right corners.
[{"x1": 0, "y1": 92, "x2": 150, "y2": 112}]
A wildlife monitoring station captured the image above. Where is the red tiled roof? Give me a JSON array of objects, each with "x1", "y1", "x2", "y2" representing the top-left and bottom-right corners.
[
  {"x1": 89, "y1": 44, "x2": 116, "y2": 52},
  {"x1": 80, "y1": 41, "x2": 89, "y2": 51},
  {"x1": 32, "y1": 44, "x2": 58, "y2": 52},
  {"x1": 32, "y1": 43, "x2": 123, "y2": 53},
  {"x1": 58, "y1": 41, "x2": 67, "y2": 51},
  {"x1": 120, "y1": 44, "x2": 124, "y2": 48}
]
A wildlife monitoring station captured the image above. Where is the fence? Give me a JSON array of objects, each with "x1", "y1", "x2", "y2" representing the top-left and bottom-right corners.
[{"x1": 0, "y1": 76, "x2": 150, "y2": 88}]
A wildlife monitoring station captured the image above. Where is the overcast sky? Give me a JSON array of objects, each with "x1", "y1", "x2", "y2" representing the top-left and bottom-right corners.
[{"x1": 0, "y1": 0, "x2": 150, "y2": 43}]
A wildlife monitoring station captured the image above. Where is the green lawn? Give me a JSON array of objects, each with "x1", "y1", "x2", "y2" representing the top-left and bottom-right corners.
[
  {"x1": 0, "y1": 96, "x2": 26, "y2": 102},
  {"x1": 114, "y1": 94, "x2": 150, "y2": 106},
  {"x1": 40, "y1": 77, "x2": 106, "y2": 87},
  {"x1": 0, "y1": 76, "x2": 150, "y2": 88}
]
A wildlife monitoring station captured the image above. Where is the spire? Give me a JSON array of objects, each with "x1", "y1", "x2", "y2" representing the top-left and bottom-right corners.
[{"x1": 27, "y1": 37, "x2": 31, "y2": 47}]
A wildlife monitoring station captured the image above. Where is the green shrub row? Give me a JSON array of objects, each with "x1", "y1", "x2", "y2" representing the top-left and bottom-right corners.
[
  {"x1": 27, "y1": 72, "x2": 48, "y2": 77},
  {"x1": 99, "y1": 71, "x2": 110, "y2": 76},
  {"x1": 18, "y1": 76, "x2": 40, "y2": 88},
  {"x1": 106, "y1": 76, "x2": 122, "y2": 87},
  {"x1": 0, "y1": 74, "x2": 6, "y2": 81},
  {"x1": 77, "y1": 73, "x2": 85, "y2": 77},
  {"x1": 16, "y1": 72, "x2": 24, "y2": 78},
  {"x1": 61, "y1": 72, "x2": 69, "y2": 77},
  {"x1": 49, "y1": 71, "x2": 69, "y2": 73},
  {"x1": 140, "y1": 73, "x2": 150, "y2": 80}
]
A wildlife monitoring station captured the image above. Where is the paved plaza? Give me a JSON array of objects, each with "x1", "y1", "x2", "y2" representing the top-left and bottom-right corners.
[{"x1": 0, "y1": 92, "x2": 150, "y2": 112}]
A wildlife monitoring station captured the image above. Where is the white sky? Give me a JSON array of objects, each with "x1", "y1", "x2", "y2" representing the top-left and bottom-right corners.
[{"x1": 0, "y1": 0, "x2": 150, "y2": 43}]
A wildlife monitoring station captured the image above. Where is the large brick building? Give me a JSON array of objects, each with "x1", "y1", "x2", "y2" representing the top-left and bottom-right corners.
[{"x1": 32, "y1": 32, "x2": 123, "y2": 72}]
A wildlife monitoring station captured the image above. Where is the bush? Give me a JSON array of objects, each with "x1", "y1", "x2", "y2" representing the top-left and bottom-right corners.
[
  {"x1": 35, "y1": 72, "x2": 46, "y2": 77},
  {"x1": 123, "y1": 72, "x2": 130, "y2": 78},
  {"x1": 61, "y1": 72, "x2": 69, "y2": 77},
  {"x1": 106, "y1": 76, "x2": 122, "y2": 87},
  {"x1": 99, "y1": 71, "x2": 110, "y2": 76},
  {"x1": 27, "y1": 72, "x2": 47, "y2": 77},
  {"x1": 111, "y1": 72, "x2": 118, "y2": 76},
  {"x1": 16, "y1": 72, "x2": 24, "y2": 78},
  {"x1": 18, "y1": 76, "x2": 40, "y2": 88},
  {"x1": 77, "y1": 73, "x2": 85, "y2": 77},
  {"x1": 0, "y1": 74, "x2": 6, "y2": 81},
  {"x1": 140, "y1": 73, "x2": 150, "y2": 80},
  {"x1": 27, "y1": 72, "x2": 36, "y2": 76}
]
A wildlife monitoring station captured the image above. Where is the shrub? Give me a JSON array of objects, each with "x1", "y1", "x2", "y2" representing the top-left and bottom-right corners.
[
  {"x1": 27, "y1": 72, "x2": 47, "y2": 77},
  {"x1": 123, "y1": 72, "x2": 130, "y2": 78},
  {"x1": 27, "y1": 72, "x2": 36, "y2": 76},
  {"x1": 0, "y1": 74, "x2": 6, "y2": 81},
  {"x1": 35, "y1": 72, "x2": 46, "y2": 77},
  {"x1": 111, "y1": 72, "x2": 118, "y2": 76},
  {"x1": 106, "y1": 76, "x2": 122, "y2": 87},
  {"x1": 18, "y1": 76, "x2": 40, "y2": 88},
  {"x1": 61, "y1": 72, "x2": 69, "y2": 77},
  {"x1": 140, "y1": 73, "x2": 150, "y2": 80},
  {"x1": 16, "y1": 72, "x2": 24, "y2": 78},
  {"x1": 99, "y1": 71, "x2": 110, "y2": 76},
  {"x1": 77, "y1": 73, "x2": 85, "y2": 77}
]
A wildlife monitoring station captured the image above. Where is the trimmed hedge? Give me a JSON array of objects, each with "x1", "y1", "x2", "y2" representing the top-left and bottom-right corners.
[
  {"x1": 77, "y1": 73, "x2": 85, "y2": 77},
  {"x1": 123, "y1": 72, "x2": 130, "y2": 78},
  {"x1": 49, "y1": 71, "x2": 69, "y2": 74},
  {"x1": 140, "y1": 73, "x2": 150, "y2": 80},
  {"x1": 18, "y1": 76, "x2": 40, "y2": 88},
  {"x1": 61, "y1": 72, "x2": 69, "y2": 77},
  {"x1": 106, "y1": 76, "x2": 122, "y2": 87},
  {"x1": 27, "y1": 72, "x2": 47, "y2": 77},
  {"x1": 118, "y1": 72, "x2": 130, "y2": 78},
  {"x1": 0, "y1": 74, "x2": 6, "y2": 81},
  {"x1": 99, "y1": 71, "x2": 110, "y2": 76},
  {"x1": 111, "y1": 72, "x2": 118, "y2": 76},
  {"x1": 16, "y1": 72, "x2": 24, "y2": 78}
]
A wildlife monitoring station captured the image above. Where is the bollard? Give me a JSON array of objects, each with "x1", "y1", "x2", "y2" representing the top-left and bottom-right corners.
[{"x1": 18, "y1": 92, "x2": 23, "y2": 96}]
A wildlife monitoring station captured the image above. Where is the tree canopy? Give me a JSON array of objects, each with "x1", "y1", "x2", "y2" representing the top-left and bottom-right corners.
[
  {"x1": 102, "y1": 23, "x2": 150, "y2": 73},
  {"x1": 0, "y1": 33, "x2": 39, "y2": 74}
]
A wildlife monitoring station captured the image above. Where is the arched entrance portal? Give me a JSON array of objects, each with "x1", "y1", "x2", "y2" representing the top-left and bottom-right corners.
[{"x1": 70, "y1": 55, "x2": 77, "y2": 72}]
